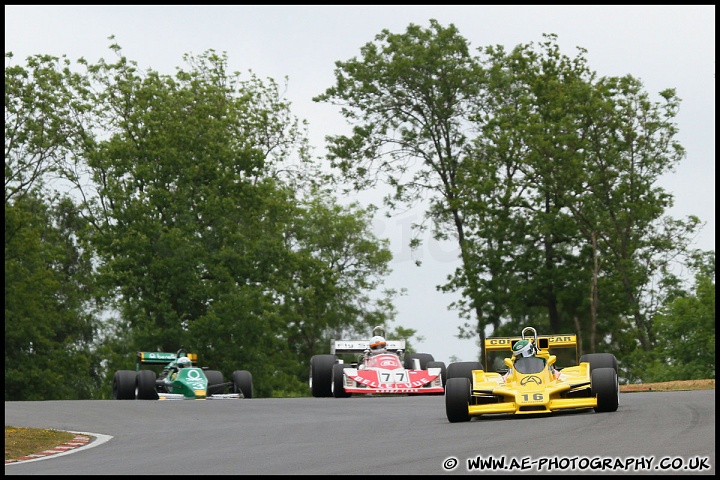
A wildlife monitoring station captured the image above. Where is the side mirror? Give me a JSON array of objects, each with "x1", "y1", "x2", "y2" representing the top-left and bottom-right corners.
[
  {"x1": 547, "y1": 355, "x2": 557, "y2": 367},
  {"x1": 504, "y1": 357, "x2": 514, "y2": 368}
]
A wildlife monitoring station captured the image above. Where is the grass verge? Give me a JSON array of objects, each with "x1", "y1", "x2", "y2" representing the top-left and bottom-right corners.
[
  {"x1": 619, "y1": 378, "x2": 715, "y2": 392},
  {"x1": 5, "y1": 426, "x2": 76, "y2": 462}
]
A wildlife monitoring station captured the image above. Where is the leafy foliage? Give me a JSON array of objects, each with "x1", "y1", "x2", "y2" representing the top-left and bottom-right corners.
[
  {"x1": 624, "y1": 255, "x2": 715, "y2": 382},
  {"x1": 6, "y1": 42, "x2": 404, "y2": 399},
  {"x1": 314, "y1": 22, "x2": 711, "y2": 377},
  {"x1": 5, "y1": 24, "x2": 714, "y2": 401},
  {"x1": 5, "y1": 194, "x2": 102, "y2": 400}
]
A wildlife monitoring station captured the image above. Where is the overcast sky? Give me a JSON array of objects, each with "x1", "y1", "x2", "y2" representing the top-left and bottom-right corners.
[{"x1": 5, "y1": 5, "x2": 715, "y2": 364}]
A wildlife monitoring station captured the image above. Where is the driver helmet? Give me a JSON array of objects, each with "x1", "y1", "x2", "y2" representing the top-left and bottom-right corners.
[
  {"x1": 369, "y1": 335, "x2": 387, "y2": 355},
  {"x1": 512, "y1": 339, "x2": 536, "y2": 358},
  {"x1": 177, "y1": 356, "x2": 192, "y2": 369}
]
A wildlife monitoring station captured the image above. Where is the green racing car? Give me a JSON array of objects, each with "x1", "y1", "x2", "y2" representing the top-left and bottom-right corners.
[{"x1": 112, "y1": 349, "x2": 253, "y2": 400}]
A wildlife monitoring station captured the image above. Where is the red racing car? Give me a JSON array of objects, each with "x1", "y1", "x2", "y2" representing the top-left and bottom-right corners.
[{"x1": 309, "y1": 326, "x2": 445, "y2": 397}]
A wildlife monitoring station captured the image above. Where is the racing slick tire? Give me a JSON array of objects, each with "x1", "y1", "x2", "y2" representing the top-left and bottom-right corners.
[
  {"x1": 580, "y1": 353, "x2": 618, "y2": 373},
  {"x1": 403, "y1": 353, "x2": 434, "y2": 370},
  {"x1": 446, "y1": 361, "x2": 484, "y2": 381},
  {"x1": 591, "y1": 367, "x2": 619, "y2": 412},
  {"x1": 331, "y1": 363, "x2": 352, "y2": 398},
  {"x1": 204, "y1": 370, "x2": 225, "y2": 395},
  {"x1": 232, "y1": 370, "x2": 253, "y2": 399},
  {"x1": 113, "y1": 370, "x2": 138, "y2": 400},
  {"x1": 426, "y1": 361, "x2": 448, "y2": 388},
  {"x1": 136, "y1": 370, "x2": 159, "y2": 400},
  {"x1": 310, "y1": 354, "x2": 338, "y2": 398},
  {"x1": 445, "y1": 377, "x2": 471, "y2": 423}
]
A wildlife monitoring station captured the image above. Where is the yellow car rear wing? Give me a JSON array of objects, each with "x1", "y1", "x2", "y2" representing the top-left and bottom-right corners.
[
  {"x1": 484, "y1": 332, "x2": 578, "y2": 371},
  {"x1": 485, "y1": 334, "x2": 577, "y2": 351}
]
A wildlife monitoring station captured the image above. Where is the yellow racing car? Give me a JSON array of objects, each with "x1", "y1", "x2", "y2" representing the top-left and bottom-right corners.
[{"x1": 445, "y1": 326, "x2": 619, "y2": 422}]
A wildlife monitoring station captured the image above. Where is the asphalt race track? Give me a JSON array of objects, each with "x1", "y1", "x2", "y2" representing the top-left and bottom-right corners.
[{"x1": 5, "y1": 390, "x2": 715, "y2": 475}]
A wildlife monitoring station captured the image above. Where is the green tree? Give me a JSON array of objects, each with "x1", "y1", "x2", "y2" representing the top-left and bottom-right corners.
[
  {"x1": 5, "y1": 52, "x2": 102, "y2": 400},
  {"x1": 624, "y1": 252, "x2": 715, "y2": 382},
  {"x1": 315, "y1": 22, "x2": 703, "y2": 361},
  {"x1": 249, "y1": 191, "x2": 401, "y2": 393},
  {"x1": 65, "y1": 45, "x2": 400, "y2": 397},
  {"x1": 457, "y1": 34, "x2": 699, "y2": 358},
  {"x1": 314, "y1": 19, "x2": 487, "y2": 358},
  {"x1": 7, "y1": 41, "x2": 404, "y2": 399},
  {"x1": 5, "y1": 194, "x2": 101, "y2": 400},
  {"x1": 5, "y1": 52, "x2": 89, "y2": 204}
]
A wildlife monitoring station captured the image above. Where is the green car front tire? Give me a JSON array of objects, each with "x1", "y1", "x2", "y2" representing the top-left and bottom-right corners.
[
  {"x1": 113, "y1": 370, "x2": 137, "y2": 400},
  {"x1": 204, "y1": 370, "x2": 225, "y2": 396},
  {"x1": 136, "y1": 370, "x2": 159, "y2": 400},
  {"x1": 232, "y1": 370, "x2": 253, "y2": 399}
]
